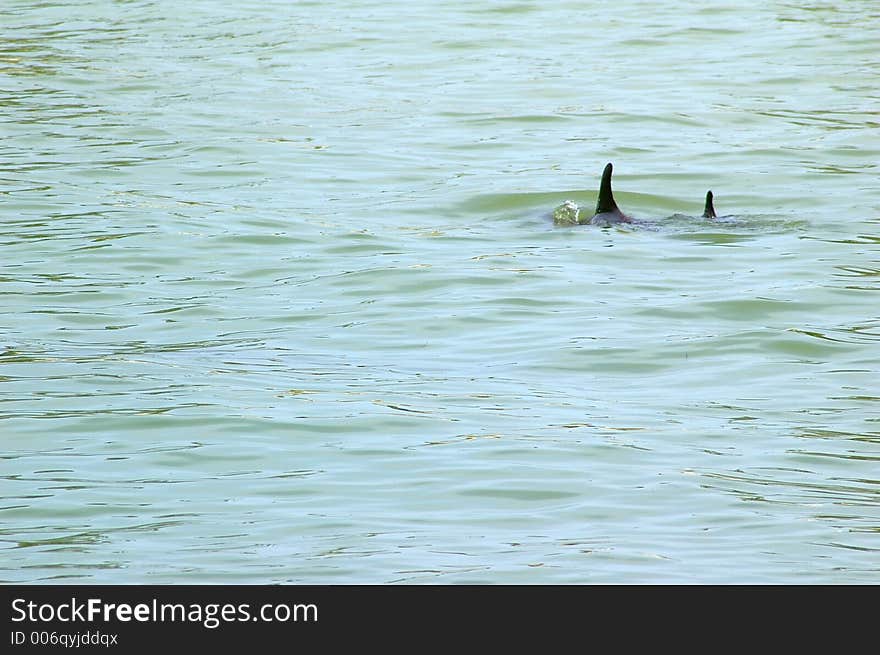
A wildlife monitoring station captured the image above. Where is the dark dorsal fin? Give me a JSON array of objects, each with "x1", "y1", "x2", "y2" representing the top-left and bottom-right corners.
[
  {"x1": 703, "y1": 190, "x2": 717, "y2": 218},
  {"x1": 595, "y1": 162, "x2": 619, "y2": 214}
]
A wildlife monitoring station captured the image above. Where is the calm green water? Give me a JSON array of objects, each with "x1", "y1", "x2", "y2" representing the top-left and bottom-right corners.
[{"x1": 2, "y1": 1, "x2": 879, "y2": 583}]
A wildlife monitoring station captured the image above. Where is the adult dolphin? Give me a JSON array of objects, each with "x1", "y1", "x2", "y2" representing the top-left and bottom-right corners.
[
  {"x1": 703, "y1": 190, "x2": 717, "y2": 218},
  {"x1": 589, "y1": 162, "x2": 633, "y2": 226}
]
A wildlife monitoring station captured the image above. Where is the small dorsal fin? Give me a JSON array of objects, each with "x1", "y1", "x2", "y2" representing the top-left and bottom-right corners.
[
  {"x1": 703, "y1": 190, "x2": 717, "y2": 218},
  {"x1": 595, "y1": 162, "x2": 619, "y2": 214}
]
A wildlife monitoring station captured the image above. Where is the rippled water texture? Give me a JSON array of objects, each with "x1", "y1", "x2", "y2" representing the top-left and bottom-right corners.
[{"x1": 2, "y1": 1, "x2": 879, "y2": 583}]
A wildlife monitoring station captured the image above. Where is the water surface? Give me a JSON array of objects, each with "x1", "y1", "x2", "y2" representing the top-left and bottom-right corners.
[{"x1": 2, "y1": 0, "x2": 879, "y2": 583}]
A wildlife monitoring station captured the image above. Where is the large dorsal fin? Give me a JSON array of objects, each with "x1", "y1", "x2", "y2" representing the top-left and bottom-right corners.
[
  {"x1": 703, "y1": 190, "x2": 717, "y2": 218},
  {"x1": 595, "y1": 162, "x2": 619, "y2": 214}
]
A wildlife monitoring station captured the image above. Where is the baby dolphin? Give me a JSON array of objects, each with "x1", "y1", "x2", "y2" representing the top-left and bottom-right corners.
[
  {"x1": 590, "y1": 162, "x2": 633, "y2": 226},
  {"x1": 703, "y1": 190, "x2": 717, "y2": 219}
]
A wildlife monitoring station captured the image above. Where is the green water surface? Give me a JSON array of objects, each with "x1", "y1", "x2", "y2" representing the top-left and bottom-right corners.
[{"x1": 2, "y1": 0, "x2": 879, "y2": 583}]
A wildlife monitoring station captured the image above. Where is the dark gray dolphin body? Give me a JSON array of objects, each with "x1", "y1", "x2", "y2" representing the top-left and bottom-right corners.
[
  {"x1": 703, "y1": 190, "x2": 717, "y2": 218},
  {"x1": 589, "y1": 162, "x2": 633, "y2": 226},
  {"x1": 551, "y1": 163, "x2": 724, "y2": 227}
]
